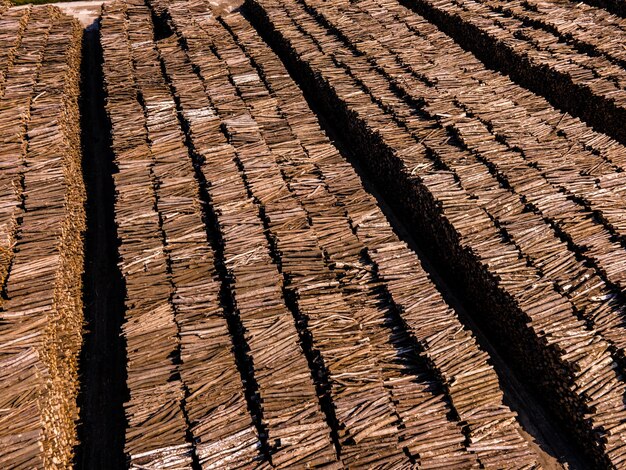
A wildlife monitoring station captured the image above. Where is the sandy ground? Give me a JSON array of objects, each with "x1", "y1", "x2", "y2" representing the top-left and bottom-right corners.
[
  {"x1": 13, "y1": 0, "x2": 241, "y2": 26},
  {"x1": 13, "y1": 1, "x2": 108, "y2": 27},
  {"x1": 207, "y1": 0, "x2": 244, "y2": 15},
  {"x1": 54, "y1": 1, "x2": 109, "y2": 27}
]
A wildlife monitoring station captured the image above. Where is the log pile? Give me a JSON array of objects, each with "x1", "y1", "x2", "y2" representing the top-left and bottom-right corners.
[
  {"x1": 277, "y1": 0, "x2": 626, "y2": 368},
  {"x1": 465, "y1": 0, "x2": 626, "y2": 120},
  {"x1": 102, "y1": 2, "x2": 197, "y2": 467},
  {"x1": 166, "y1": 3, "x2": 540, "y2": 467},
  {"x1": 103, "y1": 1, "x2": 339, "y2": 466},
  {"x1": 398, "y1": 0, "x2": 626, "y2": 148},
  {"x1": 0, "y1": 5, "x2": 31, "y2": 99},
  {"x1": 161, "y1": 24, "x2": 405, "y2": 470},
  {"x1": 244, "y1": 0, "x2": 626, "y2": 466},
  {"x1": 485, "y1": 0, "x2": 626, "y2": 68},
  {"x1": 2, "y1": 0, "x2": 623, "y2": 466},
  {"x1": 0, "y1": 4, "x2": 33, "y2": 292},
  {"x1": 101, "y1": 0, "x2": 546, "y2": 466},
  {"x1": 0, "y1": 5, "x2": 86, "y2": 469}
]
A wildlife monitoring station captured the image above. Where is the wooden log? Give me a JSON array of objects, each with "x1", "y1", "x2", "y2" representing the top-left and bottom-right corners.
[
  {"x1": 101, "y1": 3, "x2": 192, "y2": 467},
  {"x1": 244, "y1": 0, "x2": 626, "y2": 465},
  {"x1": 0, "y1": 6, "x2": 85, "y2": 468}
]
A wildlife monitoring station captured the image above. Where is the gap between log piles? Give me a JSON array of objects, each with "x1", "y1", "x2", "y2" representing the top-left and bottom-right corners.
[{"x1": 75, "y1": 19, "x2": 128, "y2": 470}]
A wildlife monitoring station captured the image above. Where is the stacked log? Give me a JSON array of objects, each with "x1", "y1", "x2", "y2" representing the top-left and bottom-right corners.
[
  {"x1": 157, "y1": 22, "x2": 399, "y2": 468},
  {"x1": 244, "y1": 0, "x2": 626, "y2": 466},
  {"x1": 145, "y1": 0, "x2": 542, "y2": 466},
  {"x1": 100, "y1": 2, "x2": 194, "y2": 466},
  {"x1": 215, "y1": 10, "x2": 541, "y2": 468},
  {"x1": 0, "y1": 6, "x2": 30, "y2": 97},
  {"x1": 469, "y1": 0, "x2": 626, "y2": 127},
  {"x1": 103, "y1": 1, "x2": 343, "y2": 466},
  {"x1": 0, "y1": 5, "x2": 86, "y2": 469},
  {"x1": 286, "y1": 0, "x2": 626, "y2": 371},
  {"x1": 137, "y1": 0, "x2": 337, "y2": 466},
  {"x1": 125, "y1": 3, "x2": 264, "y2": 467},
  {"x1": 396, "y1": 0, "x2": 626, "y2": 148},
  {"x1": 0, "y1": 4, "x2": 33, "y2": 294},
  {"x1": 482, "y1": 0, "x2": 626, "y2": 68}
]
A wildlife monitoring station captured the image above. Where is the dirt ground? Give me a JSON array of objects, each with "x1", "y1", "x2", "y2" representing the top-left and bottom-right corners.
[
  {"x1": 14, "y1": 0, "x2": 244, "y2": 25},
  {"x1": 12, "y1": 1, "x2": 109, "y2": 26},
  {"x1": 56, "y1": 1, "x2": 106, "y2": 26}
]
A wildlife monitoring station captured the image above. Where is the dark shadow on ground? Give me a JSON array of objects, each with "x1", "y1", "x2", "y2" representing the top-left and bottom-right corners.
[{"x1": 74, "y1": 19, "x2": 128, "y2": 470}]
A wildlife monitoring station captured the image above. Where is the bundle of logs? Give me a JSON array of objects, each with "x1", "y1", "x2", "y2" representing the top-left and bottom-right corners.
[
  {"x1": 402, "y1": 0, "x2": 626, "y2": 147},
  {"x1": 101, "y1": 0, "x2": 542, "y2": 467},
  {"x1": 0, "y1": 4, "x2": 86, "y2": 469},
  {"x1": 245, "y1": 0, "x2": 626, "y2": 465}
]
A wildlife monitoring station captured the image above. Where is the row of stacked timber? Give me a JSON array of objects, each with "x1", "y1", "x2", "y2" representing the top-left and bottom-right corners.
[
  {"x1": 396, "y1": 0, "x2": 626, "y2": 147},
  {"x1": 574, "y1": 0, "x2": 626, "y2": 17},
  {"x1": 244, "y1": 0, "x2": 626, "y2": 466},
  {"x1": 0, "y1": 4, "x2": 86, "y2": 469},
  {"x1": 101, "y1": 0, "x2": 543, "y2": 466},
  {"x1": 102, "y1": 2, "x2": 198, "y2": 466}
]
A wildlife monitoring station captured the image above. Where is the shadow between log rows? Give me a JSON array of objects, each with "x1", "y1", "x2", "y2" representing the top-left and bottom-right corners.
[{"x1": 74, "y1": 20, "x2": 128, "y2": 470}]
